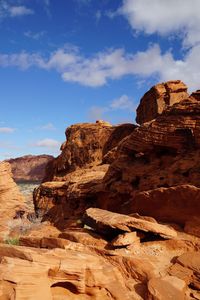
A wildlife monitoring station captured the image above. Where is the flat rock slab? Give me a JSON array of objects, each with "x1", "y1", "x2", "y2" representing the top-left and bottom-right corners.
[
  {"x1": 147, "y1": 275, "x2": 187, "y2": 300},
  {"x1": 84, "y1": 208, "x2": 177, "y2": 239}
]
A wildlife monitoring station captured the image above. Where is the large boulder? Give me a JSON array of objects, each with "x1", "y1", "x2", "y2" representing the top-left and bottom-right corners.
[
  {"x1": 83, "y1": 208, "x2": 177, "y2": 239},
  {"x1": 136, "y1": 80, "x2": 188, "y2": 124}
]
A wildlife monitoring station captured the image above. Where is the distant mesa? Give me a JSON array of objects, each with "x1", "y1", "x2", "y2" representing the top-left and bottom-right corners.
[{"x1": 6, "y1": 154, "x2": 54, "y2": 183}]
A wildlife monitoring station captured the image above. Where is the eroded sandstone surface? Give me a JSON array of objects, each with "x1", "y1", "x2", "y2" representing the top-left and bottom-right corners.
[
  {"x1": 0, "y1": 162, "x2": 26, "y2": 239},
  {"x1": 1, "y1": 80, "x2": 200, "y2": 299}
]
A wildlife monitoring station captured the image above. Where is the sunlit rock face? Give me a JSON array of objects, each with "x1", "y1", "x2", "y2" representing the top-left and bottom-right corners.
[
  {"x1": 0, "y1": 162, "x2": 26, "y2": 238},
  {"x1": 34, "y1": 80, "x2": 200, "y2": 230},
  {"x1": 34, "y1": 121, "x2": 136, "y2": 227},
  {"x1": 0, "y1": 81, "x2": 200, "y2": 299},
  {"x1": 94, "y1": 83, "x2": 200, "y2": 225},
  {"x1": 136, "y1": 80, "x2": 189, "y2": 125}
]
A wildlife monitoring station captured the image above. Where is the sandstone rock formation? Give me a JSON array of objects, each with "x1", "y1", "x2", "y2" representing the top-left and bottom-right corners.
[
  {"x1": 0, "y1": 162, "x2": 26, "y2": 239},
  {"x1": 44, "y1": 121, "x2": 135, "y2": 181},
  {"x1": 97, "y1": 88, "x2": 200, "y2": 228},
  {"x1": 7, "y1": 154, "x2": 54, "y2": 182},
  {"x1": 34, "y1": 122, "x2": 136, "y2": 227},
  {"x1": 33, "y1": 81, "x2": 200, "y2": 233},
  {"x1": 1, "y1": 80, "x2": 200, "y2": 298},
  {"x1": 136, "y1": 80, "x2": 188, "y2": 124},
  {"x1": 0, "y1": 211, "x2": 199, "y2": 299}
]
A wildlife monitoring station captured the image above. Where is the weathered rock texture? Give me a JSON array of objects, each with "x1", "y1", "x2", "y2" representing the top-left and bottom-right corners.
[
  {"x1": 34, "y1": 121, "x2": 136, "y2": 227},
  {"x1": 84, "y1": 208, "x2": 177, "y2": 239},
  {"x1": 44, "y1": 121, "x2": 135, "y2": 181},
  {"x1": 136, "y1": 80, "x2": 188, "y2": 124},
  {"x1": 7, "y1": 154, "x2": 54, "y2": 182},
  {"x1": 0, "y1": 162, "x2": 26, "y2": 238},
  {"x1": 0, "y1": 212, "x2": 199, "y2": 299},
  {"x1": 97, "y1": 88, "x2": 200, "y2": 227},
  {"x1": 34, "y1": 80, "x2": 200, "y2": 234}
]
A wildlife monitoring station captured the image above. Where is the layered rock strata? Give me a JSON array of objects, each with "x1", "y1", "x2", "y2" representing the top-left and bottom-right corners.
[
  {"x1": 136, "y1": 80, "x2": 188, "y2": 124},
  {"x1": 34, "y1": 121, "x2": 136, "y2": 226},
  {"x1": 34, "y1": 80, "x2": 200, "y2": 233}
]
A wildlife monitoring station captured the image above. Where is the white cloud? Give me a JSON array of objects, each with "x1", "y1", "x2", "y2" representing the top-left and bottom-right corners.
[
  {"x1": 110, "y1": 95, "x2": 135, "y2": 111},
  {"x1": 0, "y1": 43, "x2": 200, "y2": 91},
  {"x1": 0, "y1": 127, "x2": 15, "y2": 133},
  {"x1": 33, "y1": 138, "x2": 60, "y2": 148},
  {"x1": 9, "y1": 5, "x2": 34, "y2": 17},
  {"x1": 119, "y1": 0, "x2": 200, "y2": 47}
]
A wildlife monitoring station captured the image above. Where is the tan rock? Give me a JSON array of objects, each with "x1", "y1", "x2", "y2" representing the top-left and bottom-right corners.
[
  {"x1": 59, "y1": 229, "x2": 108, "y2": 248},
  {"x1": 168, "y1": 263, "x2": 193, "y2": 285},
  {"x1": 136, "y1": 80, "x2": 188, "y2": 124},
  {"x1": 84, "y1": 208, "x2": 177, "y2": 239},
  {"x1": 111, "y1": 232, "x2": 141, "y2": 247},
  {"x1": 0, "y1": 162, "x2": 26, "y2": 239},
  {"x1": 44, "y1": 121, "x2": 114, "y2": 181},
  {"x1": 34, "y1": 164, "x2": 109, "y2": 228},
  {"x1": 176, "y1": 252, "x2": 200, "y2": 289},
  {"x1": 147, "y1": 275, "x2": 188, "y2": 300},
  {"x1": 0, "y1": 244, "x2": 134, "y2": 299}
]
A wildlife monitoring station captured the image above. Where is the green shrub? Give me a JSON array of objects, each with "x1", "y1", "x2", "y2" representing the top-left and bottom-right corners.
[{"x1": 4, "y1": 237, "x2": 20, "y2": 245}]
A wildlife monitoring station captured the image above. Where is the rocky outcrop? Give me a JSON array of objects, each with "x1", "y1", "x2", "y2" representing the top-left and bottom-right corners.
[
  {"x1": 44, "y1": 121, "x2": 135, "y2": 181},
  {"x1": 34, "y1": 165, "x2": 109, "y2": 228},
  {"x1": 98, "y1": 89, "x2": 200, "y2": 227},
  {"x1": 34, "y1": 121, "x2": 136, "y2": 226},
  {"x1": 7, "y1": 154, "x2": 54, "y2": 182},
  {"x1": 34, "y1": 80, "x2": 200, "y2": 233},
  {"x1": 136, "y1": 80, "x2": 188, "y2": 124},
  {"x1": 0, "y1": 162, "x2": 26, "y2": 238}
]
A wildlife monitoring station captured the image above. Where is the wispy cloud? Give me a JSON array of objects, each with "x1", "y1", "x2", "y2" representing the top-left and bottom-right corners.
[
  {"x1": 95, "y1": 10, "x2": 102, "y2": 23},
  {"x1": 9, "y1": 5, "x2": 34, "y2": 17},
  {"x1": 0, "y1": 2, "x2": 34, "y2": 18},
  {"x1": 39, "y1": 123, "x2": 56, "y2": 131},
  {"x1": 32, "y1": 138, "x2": 60, "y2": 148},
  {"x1": 0, "y1": 43, "x2": 200, "y2": 90},
  {"x1": 24, "y1": 31, "x2": 46, "y2": 40},
  {"x1": 88, "y1": 94, "x2": 135, "y2": 121},
  {"x1": 0, "y1": 127, "x2": 15, "y2": 133},
  {"x1": 110, "y1": 95, "x2": 135, "y2": 111}
]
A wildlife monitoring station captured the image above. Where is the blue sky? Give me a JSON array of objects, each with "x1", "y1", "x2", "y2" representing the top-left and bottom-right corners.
[{"x1": 1, "y1": 0, "x2": 200, "y2": 160}]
